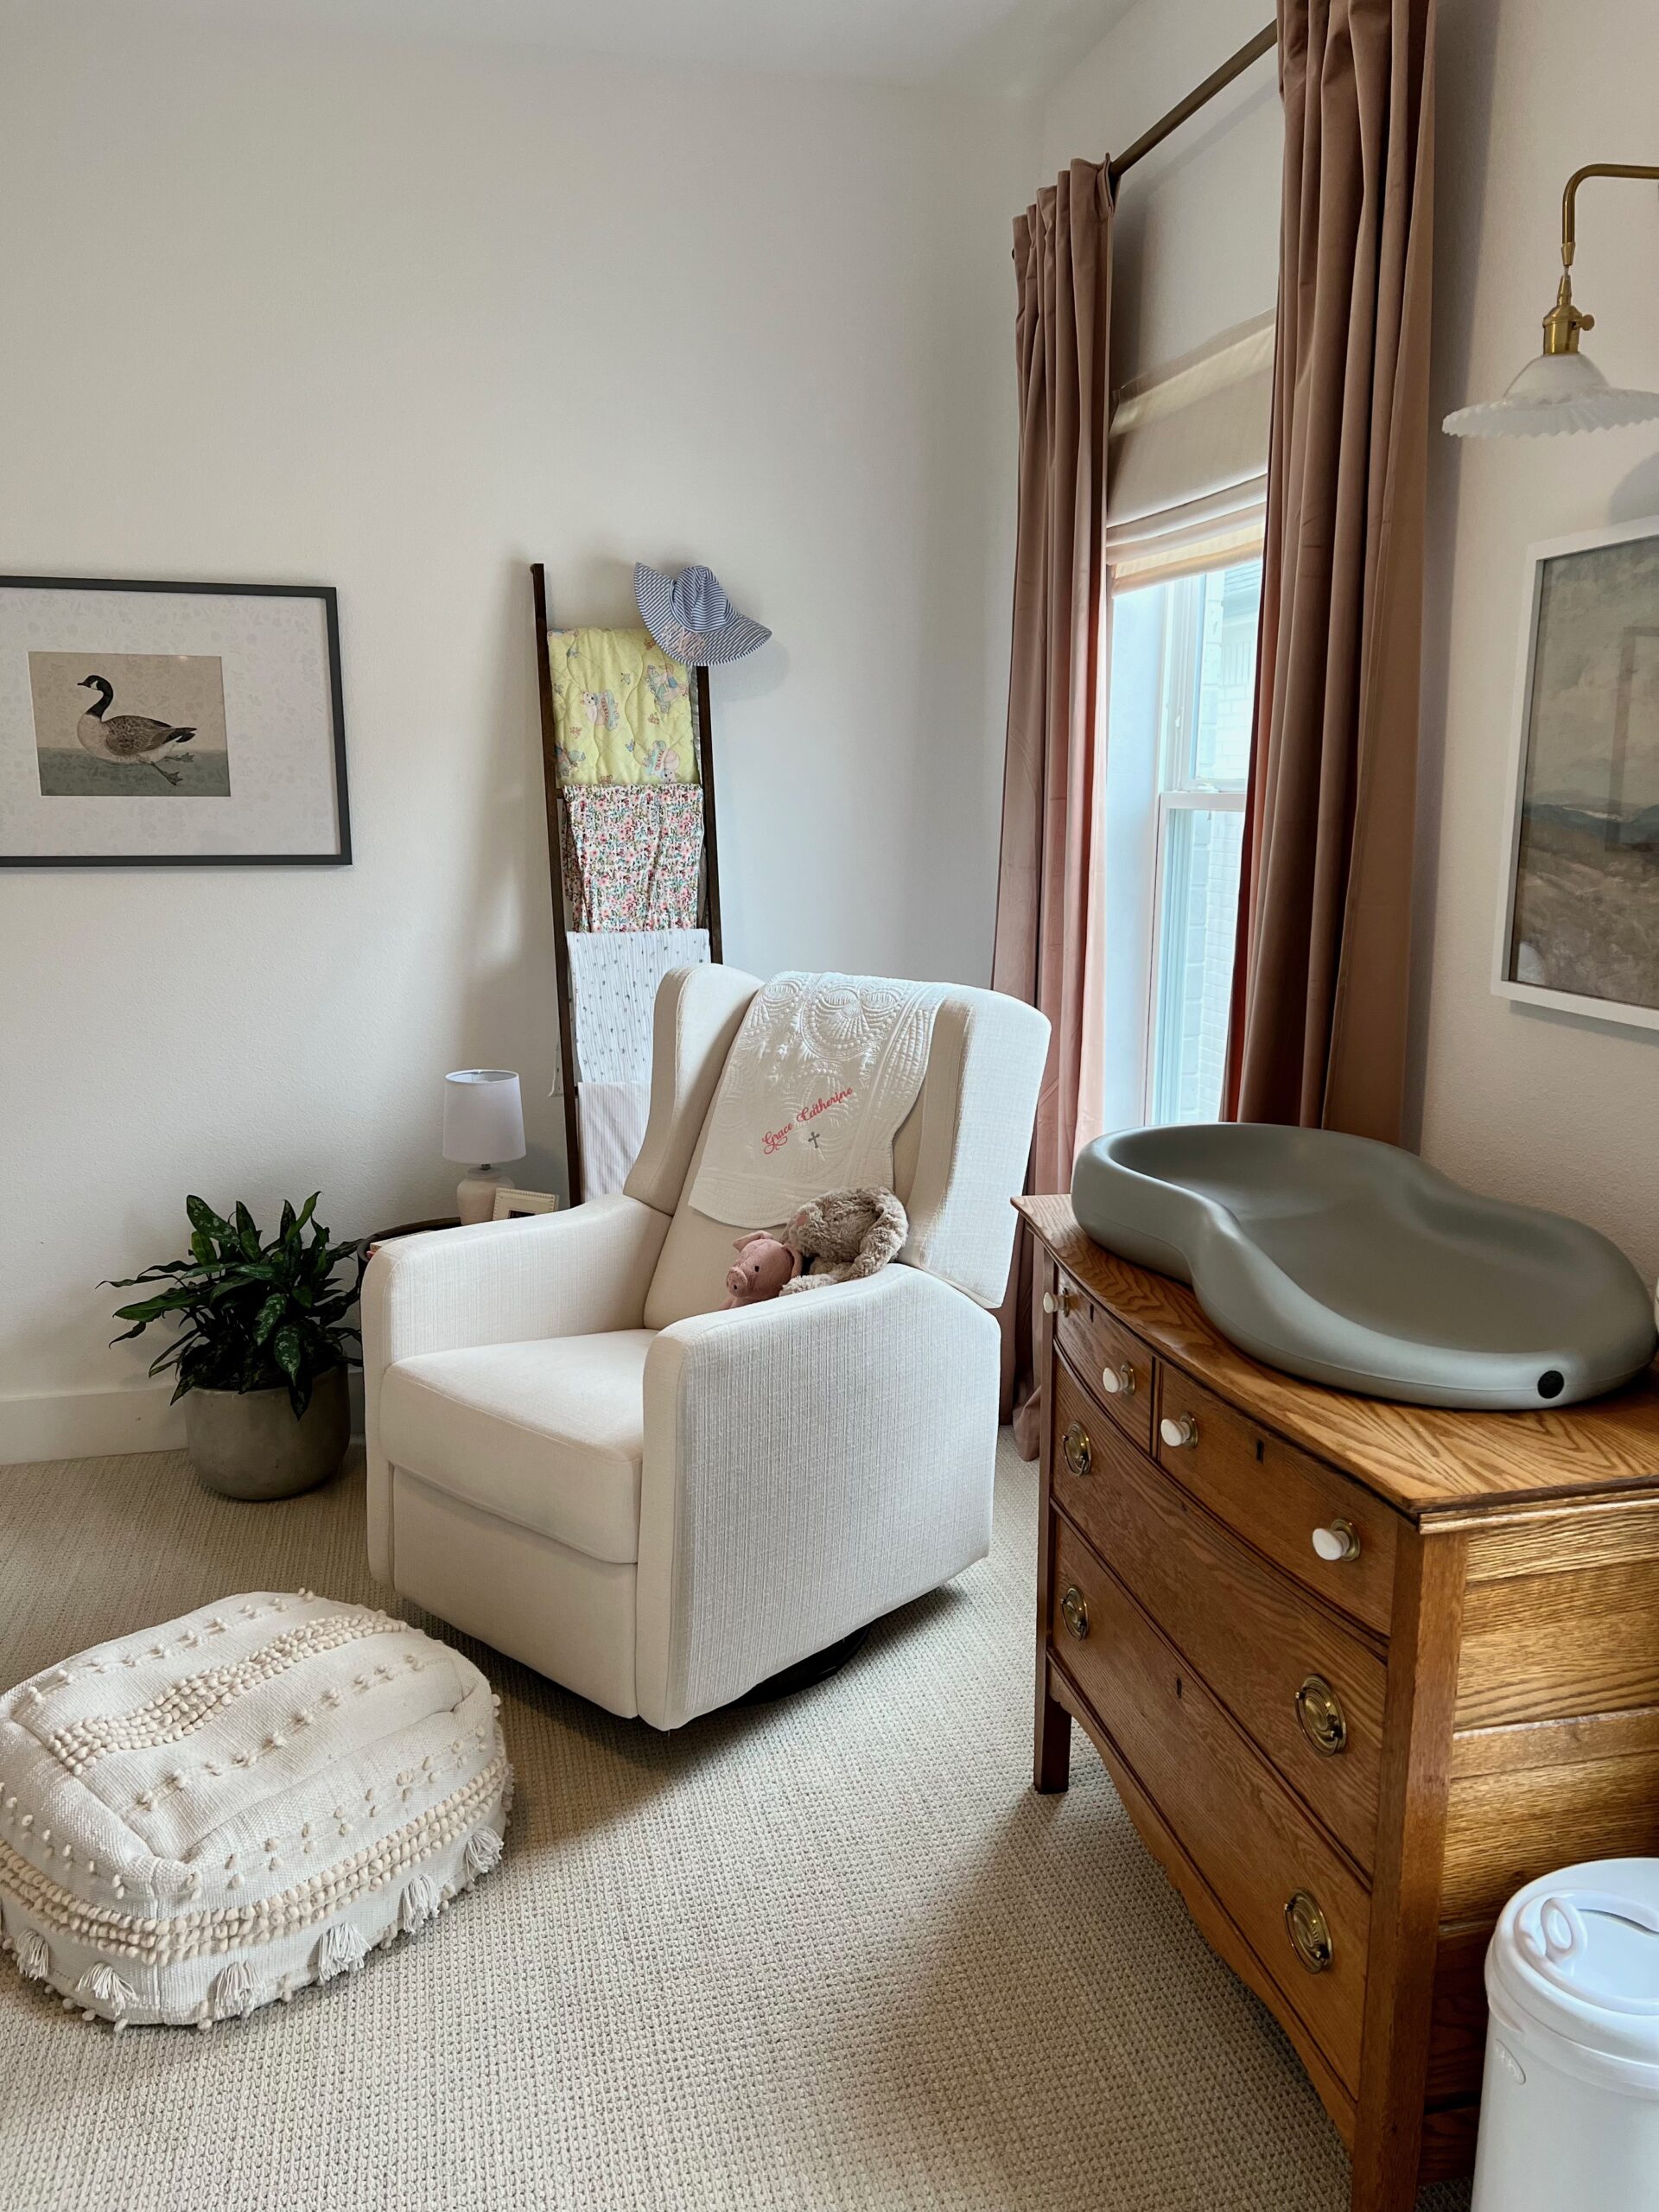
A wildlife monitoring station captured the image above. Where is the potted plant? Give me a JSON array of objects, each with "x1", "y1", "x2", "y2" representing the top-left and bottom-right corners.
[{"x1": 110, "y1": 1195, "x2": 365, "y2": 1500}]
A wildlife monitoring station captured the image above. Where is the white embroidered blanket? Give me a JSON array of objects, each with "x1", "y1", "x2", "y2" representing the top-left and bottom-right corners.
[{"x1": 688, "y1": 971, "x2": 945, "y2": 1228}]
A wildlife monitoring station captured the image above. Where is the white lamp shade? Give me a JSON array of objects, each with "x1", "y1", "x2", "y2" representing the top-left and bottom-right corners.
[
  {"x1": 1443, "y1": 348, "x2": 1659, "y2": 438},
  {"x1": 442, "y1": 1069, "x2": 525, "y2": 1165}
]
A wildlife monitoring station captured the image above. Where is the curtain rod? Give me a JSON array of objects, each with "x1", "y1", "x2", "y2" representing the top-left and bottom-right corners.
[{"x1": 1108, "y1": 21, "x2": 1277, "y2": 188}]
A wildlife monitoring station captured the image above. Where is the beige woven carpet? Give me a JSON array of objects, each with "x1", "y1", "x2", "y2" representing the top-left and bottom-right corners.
[{"x1": 0, "y1": 1438, "x2": 1470, "y2": 2212}]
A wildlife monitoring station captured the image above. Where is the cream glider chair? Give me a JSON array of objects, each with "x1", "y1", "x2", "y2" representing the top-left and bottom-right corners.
[{"x1": 364, "y1": 966, "x2": 1049, "y2": 1729}]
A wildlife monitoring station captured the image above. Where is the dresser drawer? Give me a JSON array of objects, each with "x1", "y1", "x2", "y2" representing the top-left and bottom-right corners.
[
  {"x1": 1052, "y1": 1355, "x2": 1385, "y2": 1870},
  {"x1": 1154, "y1": 1369, "x2": 1399, "y2": 1636},
  {"x1": 1050, "y1": 1353, "x2": 1150, "y2": 1548},
  {"x1": 1050, "y1": 1268, "x2": 1154, "y2": 1452},
  {"x1": 1050, "y1": 1519, "x2": 1371, "y2": 2092}
]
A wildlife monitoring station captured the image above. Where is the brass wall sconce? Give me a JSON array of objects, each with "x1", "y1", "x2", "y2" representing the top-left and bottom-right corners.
[{"x1": 1444, "y1": 162, "x2": 1659, "y2": 436}]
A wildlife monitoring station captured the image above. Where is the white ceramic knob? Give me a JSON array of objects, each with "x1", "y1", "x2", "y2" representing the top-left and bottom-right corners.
[
  {"x1": 1042, "y1": 1287, "x2": 1077, "y2": 1318},
  {"x1": 1101, "y1": 1363, "x2": 1135, "y2": 1397},
  {"x1": 1311, "y1": 1518, "x2": 1361, "y2": 1564},
  {"x1": 1160, "y1": 1414, "x2": 1198, "y2": 1450}
]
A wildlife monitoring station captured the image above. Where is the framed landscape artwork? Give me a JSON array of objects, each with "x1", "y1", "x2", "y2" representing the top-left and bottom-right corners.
[
  {"x1": 0, "y1": 576, "x2": 349, "y2": 866},
  {"x1": 1495, "y1": 516, "x2": 1659, "y2": 1031}
]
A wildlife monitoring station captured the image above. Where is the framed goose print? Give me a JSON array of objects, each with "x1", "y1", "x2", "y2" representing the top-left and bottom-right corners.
[
  {"x1": 0, "y1": 576, "x2": 350, "y2": 866},
  {"x1": 1495, "y1": 515, "x2": 1659, "y2": 1029}
]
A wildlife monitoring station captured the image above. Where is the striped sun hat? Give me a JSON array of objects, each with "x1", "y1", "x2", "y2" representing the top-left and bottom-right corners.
[{"x1": 633, "y1": 563, "x2": 771, "y2": 667}]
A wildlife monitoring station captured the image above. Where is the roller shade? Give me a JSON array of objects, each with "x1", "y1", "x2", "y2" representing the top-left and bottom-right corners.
[{"x1": 1106, "y1": 310, "x2": 1274, "y2": 569}]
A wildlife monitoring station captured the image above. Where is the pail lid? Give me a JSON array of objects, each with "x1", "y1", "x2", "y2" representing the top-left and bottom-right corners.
[{"x1": 1490, "y1": 1859, "x2": 1659, "y2": 2069}]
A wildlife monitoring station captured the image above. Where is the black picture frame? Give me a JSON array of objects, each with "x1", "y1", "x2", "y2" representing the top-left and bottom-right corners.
[{"x1": 0, "y1": 575, "x2": 351, "y2": 868}]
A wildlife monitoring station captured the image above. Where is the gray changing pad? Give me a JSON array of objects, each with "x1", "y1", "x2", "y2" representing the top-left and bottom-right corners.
[{"x1": 1071, "y1": 1123, "x2": 1656, "y2": 1409}]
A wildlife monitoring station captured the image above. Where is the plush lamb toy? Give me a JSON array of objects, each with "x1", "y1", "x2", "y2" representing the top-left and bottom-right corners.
[
  {"x1": 781, "y1": 1187, "x2": 908, "y2": 1294},
  {"x1": 723, "y1": 1232, "x2": 802, "y2": 1309}
]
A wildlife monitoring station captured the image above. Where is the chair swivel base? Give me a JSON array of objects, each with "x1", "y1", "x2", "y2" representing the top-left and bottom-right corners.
[{"x1": 733, "y1": 1625, "x2": 872, "y2": 1708}]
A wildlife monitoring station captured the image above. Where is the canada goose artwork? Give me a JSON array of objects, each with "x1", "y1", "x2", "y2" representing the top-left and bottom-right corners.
[
  {"x1": 76, "y1": 674, "x2": 197, "y2": 787},
  {"x1": 6, "y1": 579, "x2": 346, "y2": 863},
  {"x1": 27, "y1": 645, "x2": 233, "y2": 801}
]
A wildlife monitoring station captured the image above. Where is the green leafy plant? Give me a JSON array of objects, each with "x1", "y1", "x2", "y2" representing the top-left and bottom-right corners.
[{"x1": 109, "y1": 1196, "x2": 366, "y2": 1418}]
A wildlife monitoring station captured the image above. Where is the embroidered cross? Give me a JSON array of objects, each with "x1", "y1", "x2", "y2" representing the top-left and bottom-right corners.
[{"x1": 805, "y1": 1130, "x2": 823, "y2": 1151}]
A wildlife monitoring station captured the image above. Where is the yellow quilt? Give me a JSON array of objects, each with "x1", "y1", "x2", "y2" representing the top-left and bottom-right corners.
[{"x1": 547, "y1": 626, "x2": 698, "y2": 785}]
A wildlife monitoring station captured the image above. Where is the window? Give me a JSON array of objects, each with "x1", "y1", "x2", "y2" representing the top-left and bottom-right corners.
[{"x1": 1098, "y1": 548, "x2": 1262, "y2": 1128}]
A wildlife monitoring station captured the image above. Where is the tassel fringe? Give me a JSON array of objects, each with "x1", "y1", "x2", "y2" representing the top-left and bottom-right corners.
[
  {"x1": 75, "y1": 1963, "x2": 136, "y2": 2020},
  {"x1": 213, "y1": 1961, "x2": 257, "y2": 2020},
  {"x1": 400, "y1": 1874, "x2": 442, "y2": 1934},
  {"x1": 19, "y1": 1931, "x2": 52, "y2": 1983},
  {"x1": 464, "y1": 1827, "x2": 504, "y2": 1879},
  {"x1": 315, "y1": 1922, "x2": 368, "y2": 1982}
]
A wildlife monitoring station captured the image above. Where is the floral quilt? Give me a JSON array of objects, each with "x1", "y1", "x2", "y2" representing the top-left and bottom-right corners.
[
  {"x1": 562, "y1": 785, "x2": 704, "y2": 931},
  {"x1": 547, "y1": 626, "x2": 697, "y2": 785}
]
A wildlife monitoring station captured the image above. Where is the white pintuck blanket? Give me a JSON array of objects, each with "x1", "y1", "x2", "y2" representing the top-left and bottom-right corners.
[
  {"x1": 566, "y1": 929, "x2": 709, "y2": 1086},
  {"x1": 688, "y1": 971, "x2": 944, "y2": 1229}
]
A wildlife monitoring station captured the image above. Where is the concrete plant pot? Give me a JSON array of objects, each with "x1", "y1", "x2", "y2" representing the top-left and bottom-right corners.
[{"x1": 183, "y1": 1368, "x2": 351, "y2": 1501}]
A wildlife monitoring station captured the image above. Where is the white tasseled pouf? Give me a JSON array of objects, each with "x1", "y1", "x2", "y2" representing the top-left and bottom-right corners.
[{"x1": 0, "y1": 1591, "x2": 512, "y2": 2030}]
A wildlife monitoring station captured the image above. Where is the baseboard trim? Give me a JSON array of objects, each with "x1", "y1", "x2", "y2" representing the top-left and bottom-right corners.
[
  {"x1": 1, "y1": 1382, "x2": 186, "y2": 1465},
  {"x1": 1, "y1": 1374, "x2": 366, "y2": 1466}
]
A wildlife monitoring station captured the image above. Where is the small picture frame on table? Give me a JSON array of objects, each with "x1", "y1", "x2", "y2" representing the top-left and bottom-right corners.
[{"x1": 492, "y1": 1189, "x2": 559, "y2": 1221}]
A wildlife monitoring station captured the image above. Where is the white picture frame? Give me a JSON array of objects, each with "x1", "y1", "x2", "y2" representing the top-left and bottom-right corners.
[
  {"x1": 491, "y1": 1188, "x2": 559, "y2": 1220},
  {"x1": 1493, "y1": 513, "x2": 1659, "y2": 1033}
]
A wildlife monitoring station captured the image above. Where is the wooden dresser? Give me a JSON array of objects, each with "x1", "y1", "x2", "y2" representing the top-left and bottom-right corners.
[{"x1": 1017, "y1": 1194, "x2": 1659, "y2": 2212}]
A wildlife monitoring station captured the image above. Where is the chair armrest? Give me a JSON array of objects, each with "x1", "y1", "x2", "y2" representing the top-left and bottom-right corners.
[
  {"x1": 364, "y1": 1192, "x2": 669, "y2": 1580},
  {"x1": 364, "y1": 1192, "x2": 668, "y2": 1363},
  {"x1": 636, "y1": 1266, "x2": 1000, "y2": 1728}
]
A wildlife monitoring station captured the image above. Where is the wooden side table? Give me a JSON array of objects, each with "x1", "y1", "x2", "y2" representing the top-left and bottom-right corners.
[{"x1": 365, "y1": 1216, "x2": 461, "y2": 1256}]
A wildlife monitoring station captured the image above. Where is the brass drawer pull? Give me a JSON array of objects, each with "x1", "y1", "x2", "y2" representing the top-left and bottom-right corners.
[
  {"x1": 1294, "y1": 1675, "x2": 1349, "y2": 1758},
  {"x1": 1101, "y1": 1362, "x2": 1137, "y2": 1398},
  {"x1": 1059, "y1": 1586, "x2": 1090, "y2": 1641},
  {"x1": 1042, "y1": 1287, "x2": 1078, "y2": 1318},
  {"x1": 1311, "y1": 1517, "x2": 1361, "y2": 1564},
  {"x1": 1160, "y1": 1413, "x2": 1198, "y2": 1450},
  {"x1": 1285, "y1": 1890, "x2": 1333, "y2": 1974},
  {"x1": 1061, "y1": 1421, "x2": 1093, "y2": 1479}
]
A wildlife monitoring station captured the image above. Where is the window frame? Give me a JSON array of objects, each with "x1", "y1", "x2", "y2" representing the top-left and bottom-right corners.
[
  {"x1": 1100, "y1": 532, "x2": 1262, "y2": 1129},
  {"x1": 1144, "y1": 787, "x2": 1247, "y2": 1125}
]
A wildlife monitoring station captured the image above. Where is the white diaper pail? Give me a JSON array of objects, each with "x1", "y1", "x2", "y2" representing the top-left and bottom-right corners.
[{"x1": 1472, "y1": 1859, "x2": 1659, "y2": 2212}]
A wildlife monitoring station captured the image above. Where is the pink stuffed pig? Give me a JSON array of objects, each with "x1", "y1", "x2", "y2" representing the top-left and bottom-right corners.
[{"x1": 723, "y1": 1232, "x2": 802, "y2": 1309}]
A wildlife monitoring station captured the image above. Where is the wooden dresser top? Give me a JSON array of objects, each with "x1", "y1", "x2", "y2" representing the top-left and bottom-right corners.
[{"x1": 1017, "y1": 1193, "x2": 1659, "y2": 1522}]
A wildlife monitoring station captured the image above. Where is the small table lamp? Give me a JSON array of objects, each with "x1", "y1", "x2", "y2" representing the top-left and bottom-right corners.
[{"x1": 443, "y1": 1069, "x2": 526, "y2": 1224}]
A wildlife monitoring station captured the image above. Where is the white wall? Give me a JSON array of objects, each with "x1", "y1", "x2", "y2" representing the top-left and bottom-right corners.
[
  {"x1": 0, "y1": 6, "x2": 1031, "y2": 1454},
  {"x1": 1415, "y1": 0, "x2": 1659, "y2": 1284},
  {"x1": 1040, "y1": 0, "x2": 1281, "y2": 384}
]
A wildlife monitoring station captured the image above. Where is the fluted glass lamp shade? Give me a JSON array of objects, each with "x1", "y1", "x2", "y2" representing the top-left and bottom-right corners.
[
  {"x1": 442, "y1": 1069, "x2": 525, "y2": 1166},
  {"x1": 1444, "y1": 348, "x2": 1659, "y2": 438}
]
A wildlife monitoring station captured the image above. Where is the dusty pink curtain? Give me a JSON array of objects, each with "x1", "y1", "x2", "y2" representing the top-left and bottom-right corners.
[
  {"x1": 1226, "y1": 0, "x2": 1436, "y2": 1141},
  {"x1": 991, "y1": 160, "x2": 1113, "y2": 1459}
]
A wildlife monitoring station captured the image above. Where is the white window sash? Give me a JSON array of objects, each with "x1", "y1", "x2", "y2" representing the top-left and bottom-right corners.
[{"x1": 1100, "y1": 527, "x2": 1263, "y2": 1129}]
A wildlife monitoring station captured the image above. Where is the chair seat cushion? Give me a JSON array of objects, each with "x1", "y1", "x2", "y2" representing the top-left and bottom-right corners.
[
  {"x1": 0, "y1": 1592, "x2": 511, "y2": 2029},
  {"x1": 380, "y1": 1331, "x2": 655, "y2": 1564}
]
